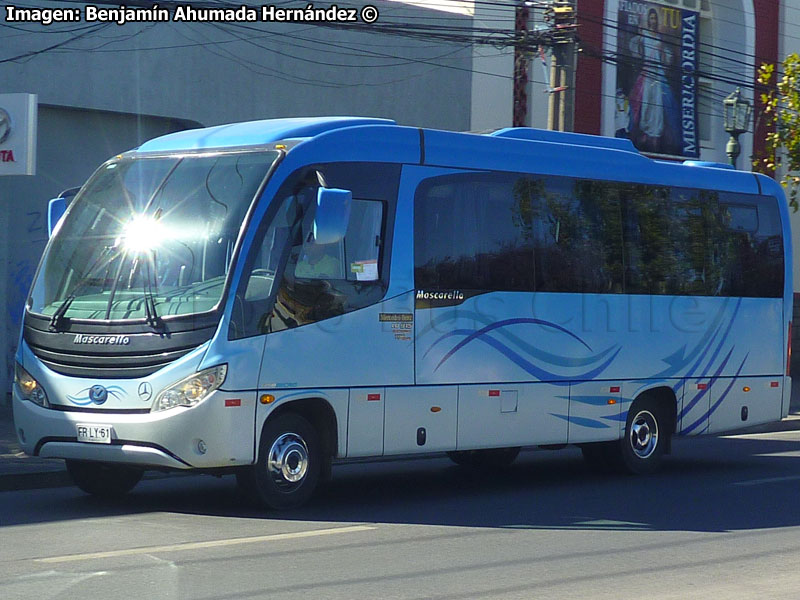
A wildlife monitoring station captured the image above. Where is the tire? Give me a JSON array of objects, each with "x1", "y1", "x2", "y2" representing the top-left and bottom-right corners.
[
  {"x1": 235, "y1": 468, "x2": 258, "y2": 497},
  {"x1": 247, "y1": 412, "x2": 322, "y2": 510},
  {"x1": 615, "y1": 397, "x2": 668, "y2": 475},
  {"x1": 447, "y1": 447, "x2": 521, "y2": 468},
  {"x1": 66, "y1": 460, "x2": 143, "y2": 497}
]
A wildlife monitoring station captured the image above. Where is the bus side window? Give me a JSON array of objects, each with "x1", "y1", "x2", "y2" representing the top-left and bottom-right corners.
[
  {"x1": 229, "y1": 192, "x2": 301, "y2": 339},
  {"x1": 718, "y1": 194, "x2": 783, "y2": 298},
  {"x1": 270, "y1": 198, "x2": 386, "y2": 332},
  {"x1": 230, "y1": 162, "x2": 398, "y2": 339}
]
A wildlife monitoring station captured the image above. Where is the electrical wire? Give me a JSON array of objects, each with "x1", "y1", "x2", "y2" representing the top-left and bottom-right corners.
[{"x1": 1, "y1": 0, "x2": 793, "y2": 126}]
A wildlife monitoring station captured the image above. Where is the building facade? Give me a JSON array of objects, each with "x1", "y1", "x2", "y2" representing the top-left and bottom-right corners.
[{"x1": 0, "y1": 0, "x2": 474, "y2": 399}]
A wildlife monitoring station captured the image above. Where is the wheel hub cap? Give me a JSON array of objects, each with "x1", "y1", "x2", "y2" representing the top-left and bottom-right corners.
[
  {"x1": 268, "y1": 433, "x2": 309, "y2": 489},
  {"x1": 630, "y1": 410, "x2": 658, "y2": 459}
]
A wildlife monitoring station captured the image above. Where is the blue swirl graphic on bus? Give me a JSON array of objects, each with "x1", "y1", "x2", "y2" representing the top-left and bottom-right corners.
[
  {"x1": 681, "y1": 354, "x2": 749, "y2": 435},
  {"x1": 66, "y1": 385, "x2": 126, "y2": 406},
  {"x1": 425, "y1": 318, "x2": 621, "y2": 384}
]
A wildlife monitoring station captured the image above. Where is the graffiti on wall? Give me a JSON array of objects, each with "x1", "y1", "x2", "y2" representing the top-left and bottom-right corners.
[{"x1": 6, "y1": 209, "x2": 47, "y2": 395}]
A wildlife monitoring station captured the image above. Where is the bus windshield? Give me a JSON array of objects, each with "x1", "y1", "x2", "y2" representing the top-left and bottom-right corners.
[{"x1": 29, "y1": 150, "x2": 278, "y2": 322}]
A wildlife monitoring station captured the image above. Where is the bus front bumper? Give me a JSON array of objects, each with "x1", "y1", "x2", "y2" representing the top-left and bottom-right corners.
[{"x1": 12, "y1": 389, "x2": 256, "y2": 469}]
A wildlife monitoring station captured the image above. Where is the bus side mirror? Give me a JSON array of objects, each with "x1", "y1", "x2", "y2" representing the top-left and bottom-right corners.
[
  {"x1": 47, "y1": 187, "x2": 80, "y2": 237},
  {"x1": 313, "y1": 187, "x2": 352, "y2": 244},
  {"x1": 47, "y1": 198, "x2": 66, "y2": 238}
]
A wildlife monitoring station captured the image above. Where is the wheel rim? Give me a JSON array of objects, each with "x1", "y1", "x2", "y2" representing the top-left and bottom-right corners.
[
  {"x1": 267, "y1": 433, "x2": 309, "y2": 491},
  {"x1": 629, "y1": 410, "x2": 659, "y2": 459}
]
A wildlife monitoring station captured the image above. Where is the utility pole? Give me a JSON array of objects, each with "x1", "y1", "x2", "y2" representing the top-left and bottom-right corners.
[
  {"x1": 544, "y1": 1, "x2": 578, "y2": 132},
  {"x1": 511, "y1": 0, "x2": 578, "y2": 130},
  {"x1": 513, "y1": 2, "x2": 531, "y2": 127}
]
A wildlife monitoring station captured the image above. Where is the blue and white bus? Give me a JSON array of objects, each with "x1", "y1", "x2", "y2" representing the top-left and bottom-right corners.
[{"x1": 13, "y1": 117, "x2": 792, "y2": 509}]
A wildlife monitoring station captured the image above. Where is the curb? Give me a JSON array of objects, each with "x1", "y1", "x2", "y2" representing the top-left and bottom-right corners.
[
  {"x1": 0, "y1": 462, "x2": 190, "y2": 493},
  {"x1": 0, "y1": 469, "x2": 72, "y2": 493}
]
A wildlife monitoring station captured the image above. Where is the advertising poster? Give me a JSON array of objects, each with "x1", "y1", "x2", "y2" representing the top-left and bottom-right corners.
[{"x1": 616, "y1": 1, "x2": 699, "y2": 158}]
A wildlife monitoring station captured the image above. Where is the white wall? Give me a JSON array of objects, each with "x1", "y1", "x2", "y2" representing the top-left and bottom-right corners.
[{"x1": 470, "y1": 2, "x2": 514, "y2": 130}]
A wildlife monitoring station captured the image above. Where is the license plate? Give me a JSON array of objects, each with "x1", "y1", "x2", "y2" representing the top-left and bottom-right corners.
[{"x1": 76, "y1": 424, "x2": 113, "y2": 444}]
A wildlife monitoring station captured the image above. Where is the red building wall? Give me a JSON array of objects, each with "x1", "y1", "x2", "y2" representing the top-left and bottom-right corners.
[
  {"x1": 753, "y1": 0, "x2": 779, "y2": 164},
  {"x1": 574, "y1": 0, "x2": 605, "y2": 135}
]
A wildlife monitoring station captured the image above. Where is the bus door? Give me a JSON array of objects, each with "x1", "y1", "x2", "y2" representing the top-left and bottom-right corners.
[{"x1": 228, "y1": 162, "x2": 414, "y2": 458}]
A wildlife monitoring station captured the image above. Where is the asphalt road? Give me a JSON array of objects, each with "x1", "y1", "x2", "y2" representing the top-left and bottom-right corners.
[{"x1": 2, "y1": 428, "x2": 800, "y2": 600}]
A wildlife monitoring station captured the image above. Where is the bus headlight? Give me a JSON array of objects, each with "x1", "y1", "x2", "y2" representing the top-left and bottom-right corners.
[
  {"x1": 152, "y1": 365, "x2": 227, "y2": 412},
  {"x1": 14, "y1": 363, "x2": 49, "y2": 408}
]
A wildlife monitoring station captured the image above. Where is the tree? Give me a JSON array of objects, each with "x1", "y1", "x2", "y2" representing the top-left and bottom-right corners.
[{"x1": 755, "y1": 54, "x2": 800, "y2": 211}]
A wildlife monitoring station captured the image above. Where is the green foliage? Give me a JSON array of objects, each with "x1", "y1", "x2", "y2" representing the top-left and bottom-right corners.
[{"x1": 755, "y1": 55, "x2": 800, "y2": 211}]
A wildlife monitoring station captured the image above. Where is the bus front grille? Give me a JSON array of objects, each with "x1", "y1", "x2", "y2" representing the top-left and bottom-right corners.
[
  {"x1": 22, "y1": 312, "x2": 218, "y2": 379},
  {"x1": 29, "y1": 346, "x2": 195, "y2": 379}
]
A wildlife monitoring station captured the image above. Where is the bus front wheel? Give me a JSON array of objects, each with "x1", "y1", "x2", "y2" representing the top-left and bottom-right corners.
[
  {"x1": 66, "y1": 460, "x2": 143, "y2": 497},
  {"x1": 249, "y1": 412, "x2": 322, "y2": 510}
]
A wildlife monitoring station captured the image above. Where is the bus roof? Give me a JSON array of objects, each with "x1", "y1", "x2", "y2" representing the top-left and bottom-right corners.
[
  {"x1": 131, "y1": 117, "x2": 763, "y2": 195},
  {"x1": 135, "y1": 117, "x2": 397, "y2": 153},
  {"x1": 137, "y1": 116, "x2": 649, "y2": 155}
]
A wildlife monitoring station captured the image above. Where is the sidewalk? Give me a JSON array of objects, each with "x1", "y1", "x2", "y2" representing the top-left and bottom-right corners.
[{"x1": 3, "y1": 388, "x2": 800, "y2": 493}]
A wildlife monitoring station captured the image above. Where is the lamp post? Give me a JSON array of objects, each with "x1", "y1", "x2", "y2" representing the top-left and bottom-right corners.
[{"x1": 723, "y1": 87, "x2": 752, "y2": 168}]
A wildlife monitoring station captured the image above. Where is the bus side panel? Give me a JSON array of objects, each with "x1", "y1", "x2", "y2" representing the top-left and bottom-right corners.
[
  {"x1": 457, "y1": 383, "x2": 568, "y2": 449},
  {"x1": 707, "y1": 376, "x2": 783, "y2": 433},
  {"x1": 415, "y1": 292, "x2": 601, "y2": 385},
  {"x1": 679, "y1": 378, "x2": 713, "y2": 435},
  {"x1": 417, "y1": 295, "x2": 782, "y2": 389},
  {"x1": 256, "y1": 388, "x2": 350, "y2": 458},
  {"x1": 758, "y1": 175, "x2": 793, "y2": 420},
  {"x1": 384, "y1": 386, "x2": 457, "y2": 454},
  {"x1": 258, "y1": 292, "x2": 415, "y2": 390},
  {"x1": 566, "y1": 381, "x2": 623, "y2": 444},
  {"x1": 782, "y1": 377, "x2": 792, "y2": 419},
  {"x1": 347, "y1": 387, "x2": 385, "y2": 457}
]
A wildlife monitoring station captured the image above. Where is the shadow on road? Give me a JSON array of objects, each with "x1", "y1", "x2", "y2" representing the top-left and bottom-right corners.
[{"x1": 2, "y1": 432, "x2": 799, "y2": 534}]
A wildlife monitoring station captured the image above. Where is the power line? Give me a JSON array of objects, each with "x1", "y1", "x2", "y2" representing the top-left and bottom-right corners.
[{"x1": 0, "y1": 0, "x2": 790, "y2": 128}]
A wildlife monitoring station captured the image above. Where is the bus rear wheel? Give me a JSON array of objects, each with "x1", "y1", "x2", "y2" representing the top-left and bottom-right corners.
[
  {"x1": 617, "y1": 397, "x2": 667, "y2": 475},
  {"x1": 248, "y1": 412, "x2": 322, "y2": 510},
  {"x1": 447, "y1": 447, "x2": 521, "y2": 468},
  {"x1": 66, "y1": 460, "x2": 143, "y2": 497}
]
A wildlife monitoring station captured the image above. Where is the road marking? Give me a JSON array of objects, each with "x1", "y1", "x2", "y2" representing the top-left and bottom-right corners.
[
  {"x1": 733, "y1": 475, "x2": 800, "y2": 487},
  {"x1": 755, "y1": 451, "x2": 800, "y2": 458},
  {"x1": 504, "y1": 519, "x2": 651, "y2": 531},
  {"x1": 36, "y1": 525, "x2": 376, "y2": 563}
]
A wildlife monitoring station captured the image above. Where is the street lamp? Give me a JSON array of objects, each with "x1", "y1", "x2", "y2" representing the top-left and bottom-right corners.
[{"x1": 723, "y1": 87, "x2": 752, "y2": 168}]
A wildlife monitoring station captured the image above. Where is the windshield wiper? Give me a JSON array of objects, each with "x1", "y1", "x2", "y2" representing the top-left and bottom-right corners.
[
  {"x1": 50, "y1": 245, "x2": 119, "y2": 330},
  {"x1": 142, "y1": 252, "x2": 162, "y2": 329},
  {"x1": 122, "y1": 252, "x2": 162, "y2": 330},
  {"x1": 49, "y1": 294, "x2": 76, "y2": 330}
]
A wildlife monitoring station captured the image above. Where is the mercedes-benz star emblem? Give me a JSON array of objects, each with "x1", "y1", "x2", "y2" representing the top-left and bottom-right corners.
[
  {"x1": 0, "y1": 109, "x2": 11, "y2": 145},
  {"x1": 138, "y1": 382, "x2": 153, "y2": 402}
]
